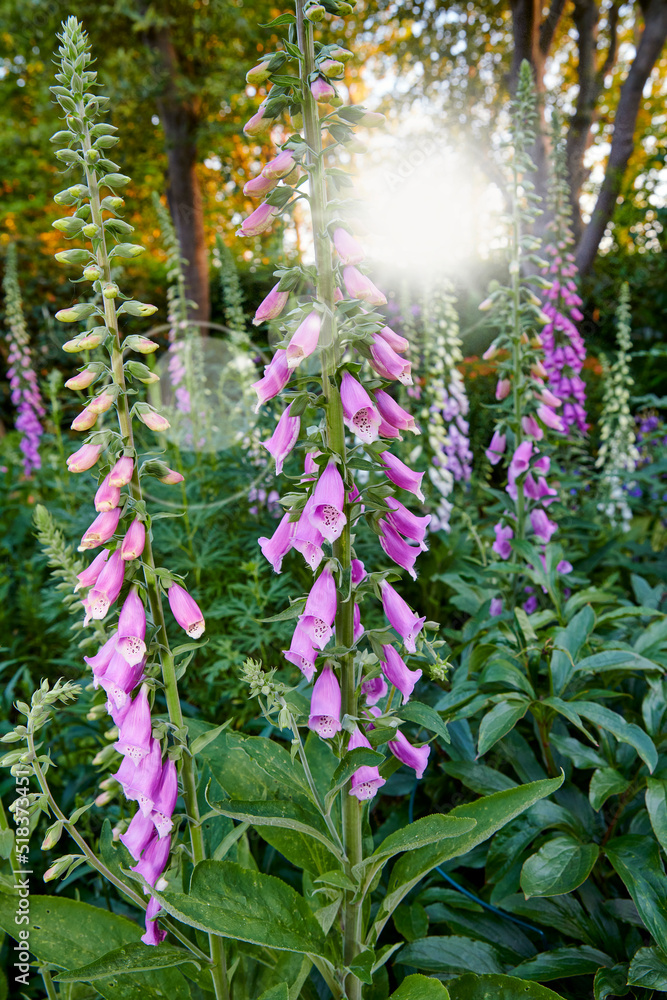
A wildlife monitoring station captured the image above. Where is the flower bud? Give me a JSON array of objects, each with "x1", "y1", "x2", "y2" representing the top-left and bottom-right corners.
[
  {"x1": 88, "y1": 387, "x2": 118, "y2": 414},
  {"x1": 82, "y1": 222, "x2": 99, "y2": 237},
  {"x1": 62, "y1": 330, "x2": 106, "y2": 352},
  {"x1": 318, "y1": 58, "x2": 345, "y2": 79},
  {"x1": 330, "y1": 46, "x2": 353, "y2": 62},
  {"x1": 159, "y1": 468, "x2": 184, "y2": 485},
  {"x1": 55, "y1": 248, "x2": 91, "y2": 264},
  {"x1": 121, "y1": 518, "x2": 146, "y2": 561},
  {"x1": 56, "y1": 303, "x2": 97, "y2": 323},
  {"x1": 125, "y1": 361, "x2": 160, "y2": 384},
  {"x1": 83, "y1": 265, "x2": 102, "y2": 281},
  {"x1": 67, "y1": 442, "x2": 102, "y2": 473},
  {"x1": 121, "y1": 300, "x2": 158, "y2": 317},
  {"x1": 64, "y1": 366, "x2": 101, "y2": 390},
  {"x1": 306, "y1": 3, "x2": 326, "y2": 20},
  {"x1": 122, "y1": 335, "x2": 159, "y2": 354},
  {"x1": 136, "y1": 405, "x2": 170, "y2": 432},
  {"x1": 246, "y1": 61, "x2": 271, "y2": 86},
  {"x1": 109, "y1": 455, "x2": 134, "y2": 487},
  {"x1": 42, "y1": 822, "x2": 64, "y2": 850},
  {"x1": 103, "y1": 282, "x2": 119, "y2": 299},
  {"x1": 71, "y1": 405, "x2": 98, "y2": 432},
  {"x1": 311, "y1": 76, "x2": 336, "y2": 102},
  {"x1": 86, "y1": 148, "x2": 100, "y2": 163}
]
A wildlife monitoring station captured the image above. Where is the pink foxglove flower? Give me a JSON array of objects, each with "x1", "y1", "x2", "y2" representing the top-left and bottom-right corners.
[
  {"x1": 376, "y1": 325, "x2": 409, "y2": 354},
  {"x1": 114, "y1": 738, "x2": 162, "y2": 816},
  {"x1": 94, "y1": 474, "x2": 121, "y2": 513},
  {"x1": 253, "y1": 283, "x2": 289, "y2": 326},
  {"x1": 353, "y1": 602, "x2": 364, "y2": 642},
  {"x1": 351, "y1": 558, "x2": 366, "y2": 585},
  {"x1": 262, "y1": 149, "x2": 296, "y2": 180},
  {"x1": 108, "y1": 455, "x2": 134, "y2": 488},
  {"x1": 492, "y1": 522, "x2": 513, "y2": 560},
  {"x1": 86, "y1": 550, "x2": 124, "y2": 620},
  {"x1": 309, "y1": 461, "x2": 347, "y2": 542},
  {"x1": 243, "y1": 173, "x2": 278, "y2": 197},
  {"x1": 361, "y1": 675, "x2": 387, "y2": 705},
  {"x1": 130, "y1": 831, "x2": 171, "y2": 888},
  {"x1": 80, "y1": 508, "x2": 122, "y2": 550},
  {"x1": 388, "y1": 728, "x2": 430, "y2": 779},
  {"x1": 262, "y1": 403, "x2": 300, "y2": 474},
  {"x1": 151, "y1": 758, "x2": 178, "y2": 838},
  {"x1": 378, "y1": 419, "x2": 401, "y2": 439},
  {"x1": 143, "y1": 896, "x2": 167, "y2": 947},
  {"x1": 342, "y1": 265, "x2": 386, "y2": 305},
  {"x1": 119, "y1": 809, "x2": 155, "y2": 861},
  {"x1": 370, "y1": 338, "x2": 413, "y2": 385},
  {"x1": 333, "y1": 228, "x2": 364, "y2": 265},
  {"x1": 168, "y1": 582, "x2": 205, "y2": 639},
  {"x1": 508, "y1": 441, "x2": 533, "y2": 479},
  {"x1": 380, "y1": 580, "x2": 425, "y2": 653},
  {"x1": 557, "y1": 560, "x2": 573, "y2": 574},
  {"x1": 380, "y1": 451, "x2": 425, "y2": 502},
  {"x1": 490, "y1": 597, "x2": 503, "y2": 616},
  {"x1": 237, "y1": 201, "x2": 277, "y2": 237},
  {"x1": 537, "y1": 404, "x2": 564, "y2": 432},
  {"x1": 381, "y1": 644, "x2": 422, "y2": 704},
  {"x1": 300, "y1": 566, "x2": 337, "y2": 649},
  {"x1": 385, "y1": 497, "x2": 430, "y2": 550},
  {"x1": 348, "y1": 727, "x2": 386, "y2": 801},
  {"x1": 158, "y1": 467, "x2": 184, "y2": 485},
  {"x1": 121, "y1": 518, "x2": 146, "y2": 561},
  {"x1": 67, "y1": 442, "x2": 102, "y2": 473},
  {"x1": 485, "y1": 431, "x2": 506, "y2": 465},
  {"x1": 71, "y1": 404, "x2": 98, "y2": 432},
  {"x1": 374, "y1": 390, "x2": 419, "y2": 434},
  {"x1": 75, "y1": 548, "x2": 109, "y2": 591},
  {"x1": 259, "y1": 512, "x2": 295, "y2": 573},
  {"x1": 88, "y1": 389, "x2": 116, "y2": 415},
  {"x1": 252, "y1": 350, "x2": 291, "y2": 411},
  {"x1": 100, "y1": 651, "x2": 145, "y2": 711},
  {"x1": 311, "y1": 76, "x2": 336, "y2": 102},
  {"x1": 521, "y1": 414, "x2": 543, "y2": 440},
  {"x1": 115, "y1": 686, "x2": 152, "y2": 764},
  {"x1": 495, "y1": 378, "x2": 511, "y2": 401},
  {"x1": 84, "y1": 632, "x2": 117, "y2": 681},
  {"x1": 530, "y1": 508, "x2": 557, "y2": 543},
  {"x1": 286, "y1": 311, "x2": 321, "y2": 369},
  {"x1": 293, "y1": 498, "x2": 325, "y2": 571},
  {"x1": 308, "y1": 665, "x2": 342, "y2": 739},
  {"x1": 137, "y1": 409, "x2": 170, "y2": 432},
  {"x1": 283, "y1": 620, "x2": 317, "y2": 681},
  {"x1": 340, "y1": 372, "x2": 381, "y2": 443},
  {"x1": 117, "y1": 590, "x2": 147, "y2": 665},
  {"x1": 379, "y1": 520, "x2": 419, "y2": 579},
  {"x1": 65, "y1": 367, "x2": 98, "y2": 390}
]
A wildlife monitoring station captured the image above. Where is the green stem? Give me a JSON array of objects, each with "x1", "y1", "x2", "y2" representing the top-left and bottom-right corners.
[
  {"x1": 296, "y1": 7, "x2": 363, "y2": 997},
  {"x1": 40, "y1": 968, "x2": 59, "y2": 1000},
  {"x1": 287, "y1": 708, "x2": 346, "y2": 857},
  {"x1": 79, "y1": 123, "x2": 228, "y2": 1000}
]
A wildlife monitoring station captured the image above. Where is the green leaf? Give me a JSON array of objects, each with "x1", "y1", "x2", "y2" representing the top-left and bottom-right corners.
[
  {"x1": 646, "y1": 778, "x2": 667, "y2": 854},
  {"x1": 575, "y1": 649, "x2": 663, "y2": 674},
  {"x1": 627, "y1": 946, "x2": 667, "y2": 989},
  {"x1": 512, "y1": 946, "x2": 613, "y2": 981},
  {"x1": 258, "y1": 986, "x2": 290, "y2": 1000},
  {"x1": 259, "y1": 12, "x2": 296, "y2": 26},
  {"x1": 398, "y1": 936, "x2": 503, "y2": 975},
  {"x1": 155, "y1": 860, "x2": 328, "y2": 957},
  {"x1": 573, "y1": 701, "x2": 658, "y2": 772},
  {"x1": 371, "y1": 775, "x2": 563, "y2": 940},
  {"x1": 210, "y1": 799, "x2": 341, "y2": 861},
  {"x1": 389, "y1": 974, "x2": 450, "y2": 998},
  {"x1": 514, "y1": 607, "x2": 537, "y2": 641},
  {"x1": 477, "y1": 699, "x2": 528, "y2": 756},
  {"x1": 260, "y1": 598, "x2": 306, "y2": 623},
  {"x1": 189, "y1": 721, "x2": 230, "y2": 756},
  {"x1": 520, "y1": 836, "x2": 599, "y2": 897},
  {"x1": 594, "y1": 965, "x2": 630, "y2": 1000},
  {"x1": 348, "y1": 947, "x2": 375, "y2": 984},
  {"x1": 365, "y1": 814, "x2": 476, "y2": 869},
  {"x1": 448, "y1": 974, "x2": 567, "y2": 1000},
  {"x1": 589, "y1": 769, "x2": 630, "y2": 811},
  {"x1": 550, "y1": 605, "x2": 595, "y2": 694},
  {"x1": 397, "y1": 702, "x2": 450, "y2": 743},
  {"x1": 55, "y1": 943, "x2": 199, "y2": 982},
  {"x1": 605, "y1": 835, "x2": 667, "y2": 944}
]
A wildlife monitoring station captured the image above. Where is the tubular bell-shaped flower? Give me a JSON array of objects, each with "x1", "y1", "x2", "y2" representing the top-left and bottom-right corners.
[
  {"x1": 167, "y1": 583, "x2": 205, "y2": 639},
  {"x1": 381, "y1": 645, "x2": 422, "y2": 704},
  {"x1": 299, "y1": 565, "x2": 337, "y2": 649},
  {"x1": 262, "y1": 403, "x2": 300, "y2": 475},
  {"x1": 309, "y1": 461, "x2": 347, "y2": 542},
  {"x1": 388, "y1": 728, "x2": 430, "y2": 779},
  {"x1": 340, "y1": 372, "x2": 381, "y2": 443},
  {"x1": 308, "y1": 664, "x2": 342, "y2": 738},
  {"x1": 348, "y1": 728, "x2": 386, "y2": 800},
  {"x1": 259, "y1": 512, "x2": 295, "y2": 574},
  {"x1": 380, "y1": 580, "x2": 426, "y2": 653}
]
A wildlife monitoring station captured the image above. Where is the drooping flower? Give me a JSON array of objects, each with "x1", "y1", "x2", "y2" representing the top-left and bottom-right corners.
[
  {"x1": 142, "y1": 895, "x2": 167, "y2": 947},
  {"x1": 370, "y1": 338, "x2": 413, "y2": 385},
  {"x1": 286, "y1": 312, "x2": 321, "y2": 369},
  {"x1": 108, "y1": 455, "x2": 134, "y2": 487},
  {"x1": 262, "y1": 403, "x2": 300, "y2": 475},
  {"x1": 530, "y1": 508, "x2": 557, "y2": 543},
  {"x1": 351, "y1": 558, "x2": 366, "y2": 585},
  {"x1": 490, "y1": 597, "x2": 503, "y2": 616},
  {"x1": 121, "y1": 518, "x2": 146, "y2": 561},
  {"x1": 119, "y1": 809, "x2": 155, "y2": 861},
  {"x1": 292, "y1": 498, "x2": 325, "y2": 571},
  {"x1": 253, "y1": 283, "x2": 289, "y2": 326},
  {"x1": 388, "y1": 728, "x2": 430, "y2": 779},
  {"x1": 492, "y1": 522, "x2": 513, "y2": 560},
  {"x1": 259, "y1": 512, "x2": 295, "y2": 574},
  {"x1": 283, "y1": 619, "x2": 317, "y2": 681},
  {"x1": 67, "y1": 442, "x2": 103, "y2": 473},
  {"x1": 342, "y1": 265, "x2": 386, "y2": 306},
  {"x1": 340, "y1": 372, "x2": 381, "y2": 443},
  {"x1": 151, "y1": 758, "x2": 178, "y2": 838},
  {"x1": 308, "y1": 664, "x2": 342, "y2": 738},
  {"x1": 353, "y1": 602, "x2": 364, "y2": 643},
  {"x1": 75, "y1": 548, "x2": 109, "y2": 591},
  {"x1": 361, "y1": 675, "x2": 387, "y2": 706},
  {"x1": 252, "y1": 349, "x2": 291, "y2": 411},
  {"x1": 380, "y1": 580, "x2": 425, "y2": 653},
  {"x1": 130, "y1": 831, "x2": 171, "y2": 889},
  {"x1": 380, "y1": 644, "x2": 422, "y2": 704},
  {"x1": 114, "y1": 738, "x2": 163, "y2": 817},
  {"x1": 94, "y1": 474, "x2": 121, "y2": 513},
  {"x1": 115, "y1": 686, "x2": 152, "y2": 764},
  {"x1": 376, "y1": 325, "x2": 409, "y2": 354},
  {"x1": 116, "y1": 589, "x2": 147, "y2": 665},
  {"x1": 379, "y1": 520, "x2": 419, "y2": 579},
  {"x1": 333, "y1": 228, "x2": 364, "y2": 266},
  {"x1": 486, "y1": 431, "x2": 506, "y2": 466},
  {"x1": 237, "y1": 202, "x2": 277, "y2": 237},
  {"x1": 348, "y1": 727, "x2": 386, "y2": 801},
  {"x1": 299, "y1": 566, "x2": 337, "y2": 649},
  {"x1": 85, "y1": 550, "x2": 124, "y2": 620},
  {"x1": 262, "y1": 149, "x2": 296, "y2": 180},
  {"x1": 167, "y1": 583, "x2": 205, "y2": 639},
  {"x1": 374, "y1": 390, "x2": 418, "y2": 434},
  {"x1": 380, "y1": 451, "x2": 425, "y2": 502},
  {"x1": 385, "y1": 497, "x2": 430, "y2": 550},
  {"x1": 309, "y1": 461, "x2": 347, "y2": 542},
  {"x1": 496, "y1": 378, "x2": 511, "y2": 401}
]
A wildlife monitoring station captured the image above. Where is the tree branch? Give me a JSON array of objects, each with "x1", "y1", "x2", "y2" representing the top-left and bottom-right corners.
[{"x1": 540, "y1": 0, "x2": 568, "y2": 55}]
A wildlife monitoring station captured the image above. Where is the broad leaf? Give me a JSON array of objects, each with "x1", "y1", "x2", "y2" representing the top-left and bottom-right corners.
[
  {"x1": 154, "y1": 860, "x2": 329, "y2": 958},
  {"x1": 589, "y1": 769, "x2": 630, "y2": 811},
  {"x1": 605, "y1": 836, "x2": 667, "y2": 944},
  {"x1": 398, "y1": 936, "x2": 503, "y2": 975},
  {"x1": 55, "y1": 943, "x2": 199, "y2": 983},
  {"x1": 389, "y1": 975, "x2": 450, "y2": 998},
  {"x1": 359, "y1": 814, "x2": 476, "y2": 874},
  {"x1": 550, "y1": 605, "x2": 595, "y2": 694},
  {"x1": 258, "y1": 986, "x2": 290, "y2": 1000},
  {"x1": 397, "y1": 702, "x2": 450, "y2": 743},
  {"x1": 572, "y1": 702, "x2": 658, "y2": 772},
  {"x1": 448, "y1": 974, "x2": 567, "y2": 999},
  {"x1": 520, "y1": 836, "x2": 599, "y2": 897},
  {"x1": 512, "y1": 946, "x2": 613, "y2": 981},
  {"x1": 210, "y1": 799, "x2": 342, "y2": 863},
  {"x1": 575, "y1": 649, "x2": 663, "y2": 674},
  {"x1": 627, "y1": 946, "x2": 667, "y2": 990},
  {"x1": 646, "y1": 778, "x2": 667, "y2": 854},
  {"x1": 477, "y1": 699, "x2": 528, "y2": 756},
  {"x1": 593, "y1": 965, "x2": 630, "y2": 1000}
]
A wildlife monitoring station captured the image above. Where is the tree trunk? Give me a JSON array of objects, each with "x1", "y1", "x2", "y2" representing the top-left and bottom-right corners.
[{"x1": 575, "y1": 0, "x2": 667, "y2": 273}]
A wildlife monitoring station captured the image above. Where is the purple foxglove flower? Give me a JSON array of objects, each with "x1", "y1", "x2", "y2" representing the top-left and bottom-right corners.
[
  {"x1": 108, "y1": 456, "x2": 134, "y2": 488},
  {"x1": 374, "y1": 390, "x2": 419, "y2": 434},
  {"x1": 119, "y1": 809, "x2": 155, "y2": 861},
  {"x1": 333, "y1": 227, "x2": 365, "y2": 265},
  {"x1": 379, "y1": 419, "x2": 401, "y2": 439},
  {"x1": 75, "y1": 549, "x2": 109, "y2": 592},
  {"x1": 308, "y1": 665, "x2": 342, "y2": 738},
  {"x1": 524, "y1": 594, "x2": 538, "y2": 614},
  {"x1": 485, "y1": 431, "x2": 506, "y2": 466},
  {"x1": 286, "y1": 311, "x2": 321, "y2": 370},
  {"x1": 370, "y1": 338, "x2": 413, "y2": 385},
  {"x1": 385, "y1": 497, "x2": 430, "y2": 550},
  {"x1": 343, "y1": 265, "x2": 386, "y2": 306},
  {"x1": 362, "y1": 675, "x2": 388, "y2": 706},
  {"x1": 530, "y1": 508, "x2": 557, "y2": 543},
  {"x1": 262, "y1": 149, "x2": 296, "y2": 180},
  {"x1": 340, "y1": 372, "x2": 381, "y2": 443},
  {"x1": 130, "y1": 831, "x2": 171, "y2": 888},
  {"x1": 300, "y1": 566, "x2": 337, "y2": 649},
  {"x1": 380, "y1": 451, "x2": 425, "y2": 503},
  {"x1": 533, "y1": 455, "x2": 550, "y2": 475},
  {"x1": 116, "y1": 589, "x2": 147, "y2": 665},
  {"x1": 121, "y1": 518, "x2": 146, "y2": 562},
  {"x1": 283, "y1": 620, "x2": 317, "y2": 681},
  {"x1": 252, "y1": 349, "x2": 291, "y2": 412},
  {"x1": 495, "y1": 378, "x2": 511, "y2": 401},
  {"x1": 537, "y1": 404, "x2": 564, "y2": 432},
  {"x1": 100, "y1": 651, "x2": 145, "y2": 710},
  {"x1": 67, "y1": 442, "x2": 102, "y2": 473},
  {"x1": 142, "y1": 895, "x2": 167, "y2": 947},
  {"x1": 253, "y1": 283, "x2": 289, "y2": 326},
  {"x1": 86, "y1": 550, "x2": 124, "y2": 620},
  {"x1": 243, "y1": 106, "x2": 272, "y2": 136},
  {"x1": 388, "y1": 728, "x2": 430, "y2": 779},
  {"x1": 490, "y1": 597, "x2": 503, "y2": 616},
  {"x1": 354, "y1": 602, "x2": 364, "y2": 643},
  {"x1": 292, "y1": 498, "x2": 325, "y2": 571},
  {"x1": 115, "y1": 686, "x2": 152, "y2": 764},
  {"x1": 71, "y1": 404, "x2": 98, "y2": 432},
  {"x1": 557, "y1": 560, "x2": 573, "y2": 574},
  {"x1": 302, "y1": 451, "x2": 320, "y2": 480},
  {"x1": 243, "y1": 172, "x2": 278, "y2": 197},
  {"x1": 376, "y1": 325, "x2": 409, "y2": 354},
  {"x1": 351, "y1": 558, "x2": 366, "y2": 585},
  {"x1": 84, "y1": 631, "x2": 117, "y2": 681},
  {"x1": 508, "y1": 441, "x2": 533, "y2": 479},
  {"x1": 94, "y1": 473, "x2": 121, "y2": 513},
  {"x1": 380, "y1": 580, "x2": 425, "y2": 653},
  {"x1": 381, "y1": 644, "x2": 422, "y2": 703},
  {"x1": 492, "y1": 522, "x2": 513, "y2": 560},
  {"x1": 168, "y1": 583, "x2": 205, "y2": 639},
  {"x1": 348, "y1": 482, "x2": 365, "y2": 514},
  {"x1": 114, "y1": 738, "x2": 163, "y2": 816},
  {"x1": 538, "y1": 386, "x2": 562, "y2": 409},
  {"x1": 379, "y1": 520, "x2": 419, "y2": 579},
  {"x1": 259, "y1": 511, "x2": 295, "y2": 573},
  {"x1": 309, "y1": 461, "x2": 347, "y2": 542},
  {"x1": 237, "y1": 201, "x2": 277, "y2": 237},
  {"x1": 521, "y1": 415, "x2": 543, "y2": 440},
  {"x1": 348, "y1": 727, "x2": 386, "y2": 801},
  {"x1": 311, "y1": 75, "x2": 336, "y2": 102},
  {"x1": 151, "y1": 758, "x2": 178, "y2": 838},
  {"x1": 262, "y1": 403, "x2": 300, "y2": 474}
]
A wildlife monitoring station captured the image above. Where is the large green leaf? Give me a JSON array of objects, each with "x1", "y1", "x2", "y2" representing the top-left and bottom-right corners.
[
  {"x1": 593, "y1": 965, "x2": 630, "y2": 1000},
  {"x1": 627, "y1": 946, "x2": 667, "y2": 989},
  {"x1": 389, "y1": 974, "x2": 450, "y2": 998},
  {"x1": 371, "y1": 775, "x2": 563, "y2": 940},
  {"x1": 521, "y1": 836, "x2": 599, "y2": 897},
  {"x1": 575, "y1": 649, "x2": 663, "y2": 674},
  {"x1": 55, "y1": 943, "x2": 199, "y2": 983},
  {"x1": 397, "y1": 701, "x2": 450, "y2": 743},
  {"x1": 210, "y1": 799, "x2": 342, "y2": 862},
  {"x1": 477, "y1": 699, "x2": 528, "y2": 756},
  {"x1": 448, "y1": 974, "x2": 567, "y2": 999},
  {"x1": 572, "y1": 702, "x2": 658, "y2": 772},
  {"x1": 550, "y1": 605, "x2": 595, "y2": 694},
  {"x1": 512, "y1": 946, "x2": 613, "y2": 981},
  {"x1": 355, "y1": 814, "x2": 476, "y2": 882},
  {"x1": 258, "y1": 986, "x2": 290, "y2": 1000},
  {"x1": 0, "y1": 895, "x2": 191, "y2": 1000},
  {"x1": 605, "y1": 835, "x2": 667, "y2": 944},
  {"x1": 589, "y1": 769, "x2": 630, "y2": 811},
  {"x1": 398, "y1": 936, "x2": 503, "y2": 975},
  {"x1": 155, "y1": 860, "x2": 329, "y2": 958},
  {"x1": 645, "y1": 778, "x2": 667, "y2": 854}
]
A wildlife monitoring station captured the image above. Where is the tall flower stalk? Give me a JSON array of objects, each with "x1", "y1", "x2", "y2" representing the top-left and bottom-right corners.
[
  {"x1": 2, "y1": 243, "x2": 45, "y2": 476},
  {"x1": 48, "y1": 19, "x2": 227, "y2": 994}
]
